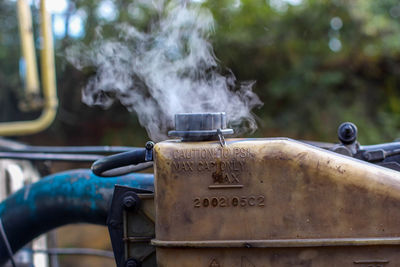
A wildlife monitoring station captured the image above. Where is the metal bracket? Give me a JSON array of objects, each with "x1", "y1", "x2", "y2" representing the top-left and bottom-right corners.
[
  {"x1": 145, "y1": 141, "x2": 154, "y2": 162},
  {"x1": 107, "y1": 185, "x2": 155, "y2": 267}
]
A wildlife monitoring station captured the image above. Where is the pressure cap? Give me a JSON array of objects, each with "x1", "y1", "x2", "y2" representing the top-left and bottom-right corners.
[{"x1": 168, "y1": 112, "x2": 233, "y2": 141}]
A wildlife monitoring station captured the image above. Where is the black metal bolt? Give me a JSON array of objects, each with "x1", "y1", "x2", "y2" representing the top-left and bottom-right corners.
[
  {"x1": 122, "y1": 195, "x2": 137, "y2": 211},
  {"x1": 145, "y1": 141, "x2": 154, "y2": 150},
  {"x1": 338, "y1": 122, "x2": 357, "y2": 145},
  {"x1": 125, "y1": 258, "x2": 141, "y2": 267}
]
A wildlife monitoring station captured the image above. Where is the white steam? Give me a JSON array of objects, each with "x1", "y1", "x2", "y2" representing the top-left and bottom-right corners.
[{"x1": 66, "y1": 1, "x2": 262, "y2": 141}]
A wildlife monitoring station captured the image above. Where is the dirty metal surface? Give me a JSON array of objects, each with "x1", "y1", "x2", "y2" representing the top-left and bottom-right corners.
[
  {"x1": 156, "y1": 246, "x2": 399, "y2": 267},
  {"x1": 107, "y1": 186, "x2": 155, "y2": 267},
  {"x1": 153, "y1": 138, "x2": 400, "y2": 266},
  {"x1": 125, "y1": 197, "x2": 156, "y2": 265}
]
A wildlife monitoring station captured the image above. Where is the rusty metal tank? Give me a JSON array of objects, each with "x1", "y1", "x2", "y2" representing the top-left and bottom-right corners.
[{"x1": 151, "y1": 113, "x2": 400, "y2": 266}]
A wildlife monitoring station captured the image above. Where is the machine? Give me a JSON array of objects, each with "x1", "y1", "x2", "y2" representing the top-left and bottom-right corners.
[{"x1": 90, "y1": 112, "x2": 400, "y2": 267}]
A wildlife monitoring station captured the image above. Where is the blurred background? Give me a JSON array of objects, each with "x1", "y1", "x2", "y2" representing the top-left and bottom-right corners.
[{"x1": 1, "y1": 0, "x2": 400, "y2": 266}]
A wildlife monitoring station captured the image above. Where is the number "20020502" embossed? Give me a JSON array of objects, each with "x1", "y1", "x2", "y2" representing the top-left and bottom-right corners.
[{"x1": 193, "y1": 195, "x2": 265, "y2": 208}]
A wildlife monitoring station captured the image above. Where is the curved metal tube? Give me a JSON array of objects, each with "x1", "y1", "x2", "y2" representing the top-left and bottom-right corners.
[
  {"x1": 17, "y1": 0, "x2": 40, "y2": 97},
  {"x1": 0, "y1": 0, "x2": 58, "y2": 136},
  {"x1": 0, "y1": 169, "x2": 154, "y2": 265}
]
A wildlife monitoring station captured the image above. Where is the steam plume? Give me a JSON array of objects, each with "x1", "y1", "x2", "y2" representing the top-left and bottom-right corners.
[{"x1": 66, "y1": 0, "x2": 262, "y2": 141}]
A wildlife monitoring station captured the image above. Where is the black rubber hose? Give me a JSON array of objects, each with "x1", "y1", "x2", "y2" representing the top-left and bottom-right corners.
[
  {"x1": 91, "y1": 149, "x2": 147, "y2": 177},
  {"x1": 100, "y1": 162, "x2": 154, "y2": 177},
  {"x1": 0, "y1": 169, "x2": 154, "y2": 265}
]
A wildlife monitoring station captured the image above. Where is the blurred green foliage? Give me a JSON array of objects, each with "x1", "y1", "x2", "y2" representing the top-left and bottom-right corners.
[
  {"x1": 208, "y1": 0, "x2": 400, "y2": 143},
  {"x1": 1, "y1": 0, "x2": 400, "y2": 146},
  {"x1": 0, "y1": 2, "x2": 23, "y2": 123}
]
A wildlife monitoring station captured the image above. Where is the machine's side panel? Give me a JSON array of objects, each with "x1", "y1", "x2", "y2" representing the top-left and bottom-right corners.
[{"x1": 153, "y1": 138, "x2": 400, "y2": 266}]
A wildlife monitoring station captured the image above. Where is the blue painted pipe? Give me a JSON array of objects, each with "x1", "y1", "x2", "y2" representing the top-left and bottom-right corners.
[{"x1": 0, "y1": 169, "x2": 154, "y2": 265}]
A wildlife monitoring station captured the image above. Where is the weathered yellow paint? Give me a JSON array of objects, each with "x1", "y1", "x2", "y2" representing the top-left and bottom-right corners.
[{"x1": 153, "y1": 138, "x2": 400, "y2": 266}]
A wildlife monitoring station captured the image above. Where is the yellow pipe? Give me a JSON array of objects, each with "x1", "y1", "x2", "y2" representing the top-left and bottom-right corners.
[
  {"x1": 17, "y1": 0, "x2": 40, "y2": 97},
  {"x1": 0, "y1": 0, "x2": 58, "y2": 136}
]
